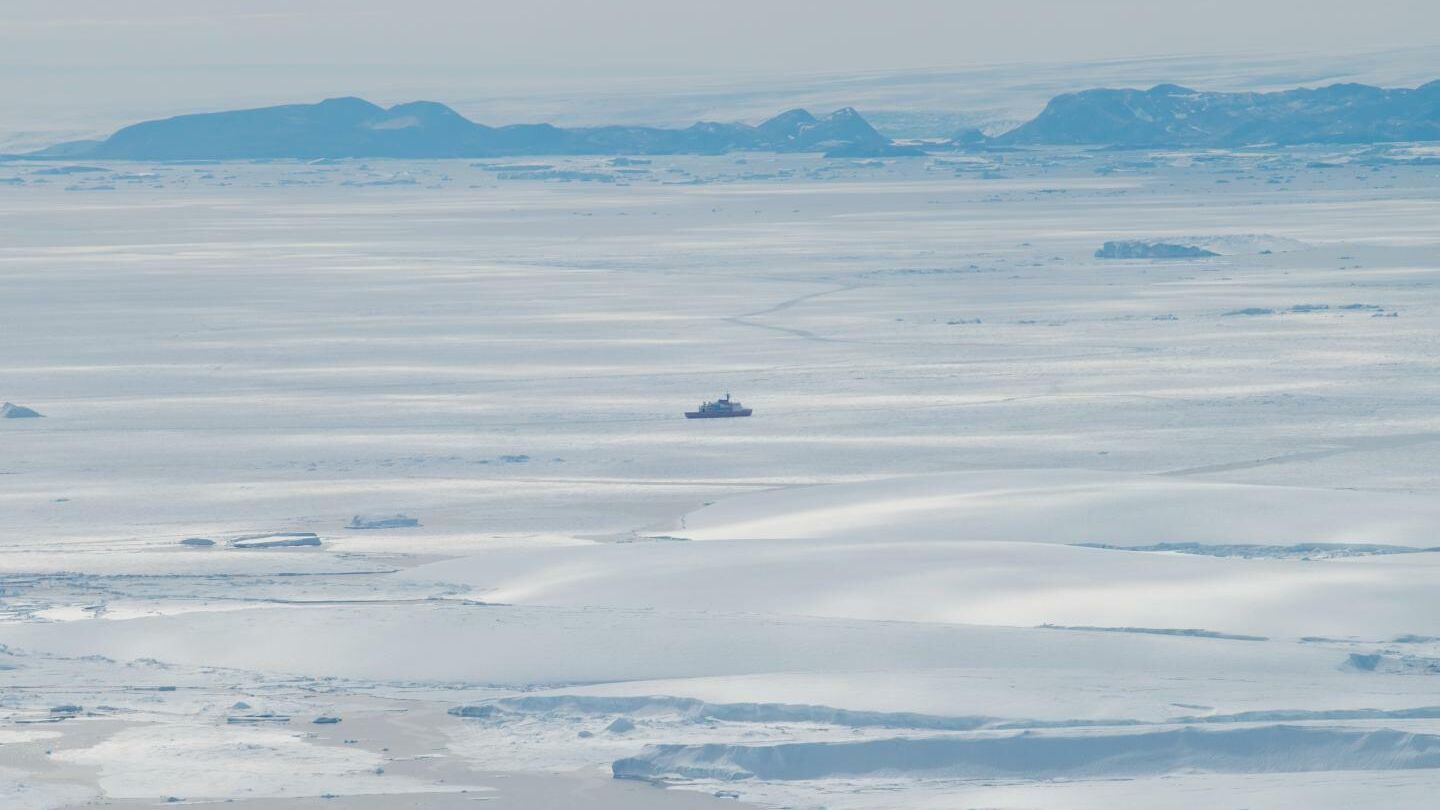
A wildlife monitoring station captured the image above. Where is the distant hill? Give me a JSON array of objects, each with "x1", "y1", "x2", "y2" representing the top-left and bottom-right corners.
[
  {"x1": 30, "y1": 80, "x2": 1437, "y2": 161},
  {"x1": 990, "y1": 81, "x2": 1440, "y2": 147},
  {"x1": 37, "y1": 98, "x2": 921, "y2": 161}
]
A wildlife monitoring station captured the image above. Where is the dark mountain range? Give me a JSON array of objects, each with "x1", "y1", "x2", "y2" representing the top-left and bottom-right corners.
[
  {"x1": 989, "y1": 81, "x2": 1440, "y2": 147},
  {"x1": 40, "y1": 98, "x2": 920, "y2": 161}
]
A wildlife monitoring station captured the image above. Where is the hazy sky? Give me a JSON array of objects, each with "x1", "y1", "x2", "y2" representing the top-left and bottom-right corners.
[
  {"x1": 4, "y1": 0, "x2": 1440, "y2": 144},
  {"x1": 8, "y1": 0, "x2": 1440, "y2": 73}
]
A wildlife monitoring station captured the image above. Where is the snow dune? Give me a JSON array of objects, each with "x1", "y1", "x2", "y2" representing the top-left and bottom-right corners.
[
  {"x1": 674, "y1": 470, "x2": 1440, "y2": 548},
  {"x1": 406, "y1": 471, "x2": 1440, "y2": 639},
  {"x1": 416, "y1": 537, "x2": 1440, "y2": 638}
]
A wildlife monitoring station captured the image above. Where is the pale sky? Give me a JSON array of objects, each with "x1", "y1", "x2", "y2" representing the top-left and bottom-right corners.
[
  {"x1": 8, "y1": 0, "x2": 1440, "y2": 73},
  {"x1": 4, "y1": 0, "x2": 1440, "y2": 146}
]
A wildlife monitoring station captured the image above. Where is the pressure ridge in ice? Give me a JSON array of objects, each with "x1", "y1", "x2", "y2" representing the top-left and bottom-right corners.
[
  {"x1": 347, "y1": 514, "x2": 421, "y2": 530},
  {"x1": 614, "y1": 726, "x2": 1440, "y2": 782}
]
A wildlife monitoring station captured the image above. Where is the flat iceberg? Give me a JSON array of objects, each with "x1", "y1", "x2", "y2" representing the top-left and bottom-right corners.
[
  {"x1": 229, "y1": 532, "x2": 322, "y2": 549},
  {"x1": 1096, "y1": 240, "x2": 1219, "y2": 259},
  {"x1": 346, "y1": 514, "x2": 420, "y2": 530}
]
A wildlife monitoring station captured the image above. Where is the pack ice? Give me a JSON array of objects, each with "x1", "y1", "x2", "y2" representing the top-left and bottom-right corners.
[{"x1": 6, "y1": 127, "x2": 1440, "y2": 810}]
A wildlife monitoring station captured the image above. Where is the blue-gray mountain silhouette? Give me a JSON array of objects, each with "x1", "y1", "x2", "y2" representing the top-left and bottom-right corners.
[
  {"x1": 989, "y1": 81, "x2": 1440, "y2": 147},
  {"x1": 35, "y1": 80, "x2": 1438, "y2": 160},
  {"x1": 65, "y1": 98, "x2": 920, "y2": 160}
]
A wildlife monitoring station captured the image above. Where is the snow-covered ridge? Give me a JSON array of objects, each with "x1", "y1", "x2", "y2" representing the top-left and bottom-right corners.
[
  {"x1": 614, "y1": 725, "x2": 1440, "y2": 782},
  {"x1": 453, "y1": 693, "x2": 1440, "y2": 734},
  {"x1": 452, "y1": 695, "x2": 997, "y2": 731}
]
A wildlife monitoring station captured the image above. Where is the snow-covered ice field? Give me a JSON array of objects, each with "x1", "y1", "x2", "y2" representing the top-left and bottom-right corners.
[{"x1": 4, "y1": 148, "x2": 1440, "y2": 807}]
